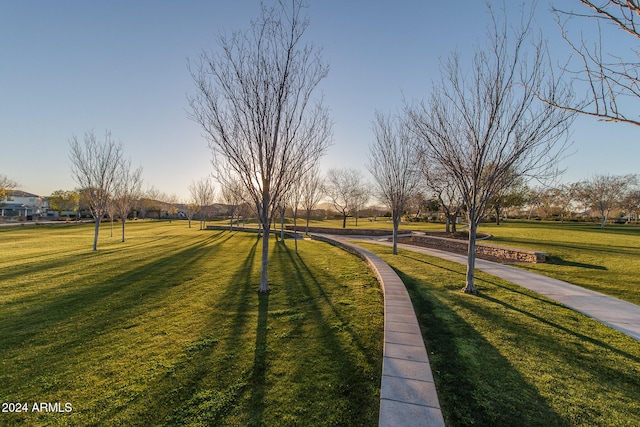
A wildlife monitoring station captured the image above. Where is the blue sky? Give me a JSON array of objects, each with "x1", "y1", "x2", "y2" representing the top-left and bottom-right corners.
[{"x1": 1, "y1": 1, "x2": 638, "y2": 200}]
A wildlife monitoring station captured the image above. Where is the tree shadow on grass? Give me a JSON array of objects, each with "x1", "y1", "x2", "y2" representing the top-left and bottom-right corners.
[
  {"x1": 269, "y1": 242, "x2": 382, "y2": 426},
  {"x1": 545, "y1": 255, "x2": 607, "y2": 270},
  {"x1": 278, "y1": 242, "x2": 382, "y2": 373},
  {"x1": 490, "y1": 235, "x2": 639, "y2": 257},
  {"x1": 477, "y1": 292, "x2": 640, "y2": 364},
  {"x1": 248, "y1": 292, "x2": 269, "y2": 425},
  {"x1": 0, "y1": 251, "x2": 96, "y2": 285},
  {"x1": 394, "y1": 249, "x2": 573, "y2": 309},
  {"x1": 7, "y1": 231, "x2": 230, "y2": 321},
  {"x1": 394, "y1": 269, "x2": 567, "y2": 427},
  {"x1": 135, "y1": 235, "x2": 261, "y2": 426},
  {"x1": 141, "y1": 235, "x2": 379, "y2": 426},
  {"x1": 0, "y1": 231, "x2": 241, "y2": 422},
  {"x1": 462, "y1": 292, "x2": 640, "y2": 424}
]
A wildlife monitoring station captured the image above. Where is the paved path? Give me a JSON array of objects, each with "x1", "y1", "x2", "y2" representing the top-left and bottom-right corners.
[
  {"x1": 314, "y1": 232, "x2": 640, "y2": 426},
  {"x1": 217, "y1": 228, "x2": 640, "y2": 426},
  {"x1": 309, "y1": 234, "x2": 446, "y2": 427},
  {"x1": 353, "y1": 237, "x2": 640, "y2": 342}
]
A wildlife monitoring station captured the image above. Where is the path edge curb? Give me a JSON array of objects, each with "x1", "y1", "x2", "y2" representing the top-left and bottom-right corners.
[{"x1": 309, "y1": 233, "x2": 446, "y2": 427}]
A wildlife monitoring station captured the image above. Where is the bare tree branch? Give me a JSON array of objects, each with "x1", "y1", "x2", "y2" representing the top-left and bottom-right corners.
[
  {"x1": 545, "y1": 0, "x2": 640, "y2": 125},
  {"x1": 188, "y1": 0, "x2": 331, "y2": 292},
  {"x1": 407, "y1": 6, "x2": 575, "y2": 294},
  {"x1": 299, "y1": 165, "x2": 324, "y2": 233},
  {"x1": 368, "y1": 111, "x2": 420, "y2": 254},
  {"x1": 189, "y1": 177, "x2": 215, "y2": 230},
  {"x1": 323, "y1": 168, "x2": 366, "y2": 229},
  {"x1": 69, "y1": 130, "x2": 123, "y2": 250},
  {"x1": 114, "y1": 159, "x2": 143, "y2": 241}
]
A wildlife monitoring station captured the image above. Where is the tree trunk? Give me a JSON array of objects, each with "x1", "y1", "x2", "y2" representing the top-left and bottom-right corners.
[
  {"x1": 495, "y1": 206, "x2": 501, "y2": 225},
  {"x1": 294, "y1": 208, "x2": 298, "y2": 254},
  {"x1": 259, "y1": 191, "x2": 271, "y2": 293},
  {"x1": 280, "y1": 209, "x2": 285, "y2": 242},
  {"x1": 305, "y1": 210, "x2": 310, "y2": 234},
  {"x1": 92, "y1": 218, "x2": 101, "y2": 251},
  {"x1": 121, "y1": 217, "x2": 126, "y2": 242},
  {"x1": 259, "y1": 227, "x2": 270, "y2": 292},
  {"x1": 230, "y1": 215, "x2": 233, "y2": 231},
  {"x1": 392, "y1": 210, "x2": 399, "y2": 255},
  {"x1": 342, "y1": 214, "x2": 347, "y2": 228},
  {"x1": 462, "y1": 217, "x2": 477, "y2": 294},
  {"x1": 601, "y1": 213, "x2": 608, "y2": 229},
  {"x1": 446, "y1": 212, "x2": 457, "y2": 233}
]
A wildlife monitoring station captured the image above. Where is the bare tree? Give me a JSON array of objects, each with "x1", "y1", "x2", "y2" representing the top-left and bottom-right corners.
[
  {"x1": 545, "y1": 1, "x2": 640, "y2": 125},
  {"x1": 578, "y1": 174, "x2": 635, "y2": 228},
  {"x1": 183, "y1": 182, "x2": 202, "y2": 229},
  {"x1": 113, "y1": 159, "x2": 143, "y2": 242},
  {"x1": 106, "y1": 198, "x2": 117, "y2": 237},
  {"x1": 324, "y1": 168, "x2": 365, "y2": 228},
  {"x1": 69, "y1": 130, "x2": 123, "y2": 251},
  {"x1": 407, "y1": 7, "x2": 575, "y2": 294},
  {"x1": 544, "y1": 182, "x2": 580, "y2": 222},
  {"x1": 287, "y1": 180, "x2": 303, "y2": 253},
  {"x1": 189, "y1": 178, "x2": 215, "y2": 230},
  {"x1": 352, "y1": 183, "x2": 371, "y2": 227},
  {"x1": 422, "y1": 162, "x2": 465, "y2": 233},
  {"x1": 368, "y1": 111, "x2": 420, "y2": 254},
  {"x1": 622, "y1": 187, "x2": 640, "y2": 223},
  {"x1": 219, "y1": 174, "x2": 247, "y2": 231},
  {"x1": 526, "y1": 186, "x2": 544, "y2": 220},
  {"x1": 299, "y1": 166, "x2": 324, "y2": 233},
  {"x1": 188, "y1": 0, "x2": 332, "y2": 292},
  {"x1": 488, "y1": 170, "x2": 528, "y2": 225},
  {"x1": 183, "y1": 200, "x2": 200, "y2": 228}
]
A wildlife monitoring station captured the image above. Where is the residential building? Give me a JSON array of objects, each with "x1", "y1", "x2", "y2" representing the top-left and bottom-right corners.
[{"x1": 0, "y1": 190, "x2": 48, "y2": 219}]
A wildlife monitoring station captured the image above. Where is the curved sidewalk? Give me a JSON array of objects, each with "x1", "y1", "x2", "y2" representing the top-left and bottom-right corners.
[
  {"x1": 356, "y1": 237, "x2": 640, "y2": 343},
  {"x1": 310, "y1": 234, "x2": 446, "y2": 427}
]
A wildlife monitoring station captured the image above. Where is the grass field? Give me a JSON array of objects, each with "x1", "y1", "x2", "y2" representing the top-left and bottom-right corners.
[
  {"x1": 293, "y1": 218, "x2": 640, "y2": 305},
  {"x1": 0, "y1": 222, "x2": 383, "y2": 426},
  {"x1": 478, "y1": 221, "x2": 640, "y2": 305},
  {"x1": 358, "y1": 242, "x2": 640, "y2": 426}
]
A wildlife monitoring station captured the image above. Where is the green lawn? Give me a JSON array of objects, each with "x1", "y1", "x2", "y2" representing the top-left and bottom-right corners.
[
  {"x1": 299, "y1": 218, "x2": 640, "y2": 305},
  {"x1": 304, "y1": 217, "x2": 444, "y2": 231},
  {"x1": 477, "y1": 221, "x2": 640, "y2": 305},
  {"x1": 358, "y1": 242, "x2": 640, "y2": 427},
  {"x1": 0, "y1": 222, "x2": 383, "y2": 426}
]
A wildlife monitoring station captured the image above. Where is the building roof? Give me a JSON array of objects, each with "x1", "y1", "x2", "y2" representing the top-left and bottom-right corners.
[{"x1": 6, "y1": 190, "x2": 41, "y2": 198}]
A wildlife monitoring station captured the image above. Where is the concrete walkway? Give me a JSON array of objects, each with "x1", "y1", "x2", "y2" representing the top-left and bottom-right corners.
[
  {"x1": 218, "y1": 228, "x2": 640, "y2": 425},
  {"x1": 309, "y1": 234, "x2": 445, "y2": 427},
  {"x1": 355, "y1": 237, "x2": 640, "y2": 343},
  {"x1": 316, "y1": 232, "x2": 640, "y2": 426}
]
